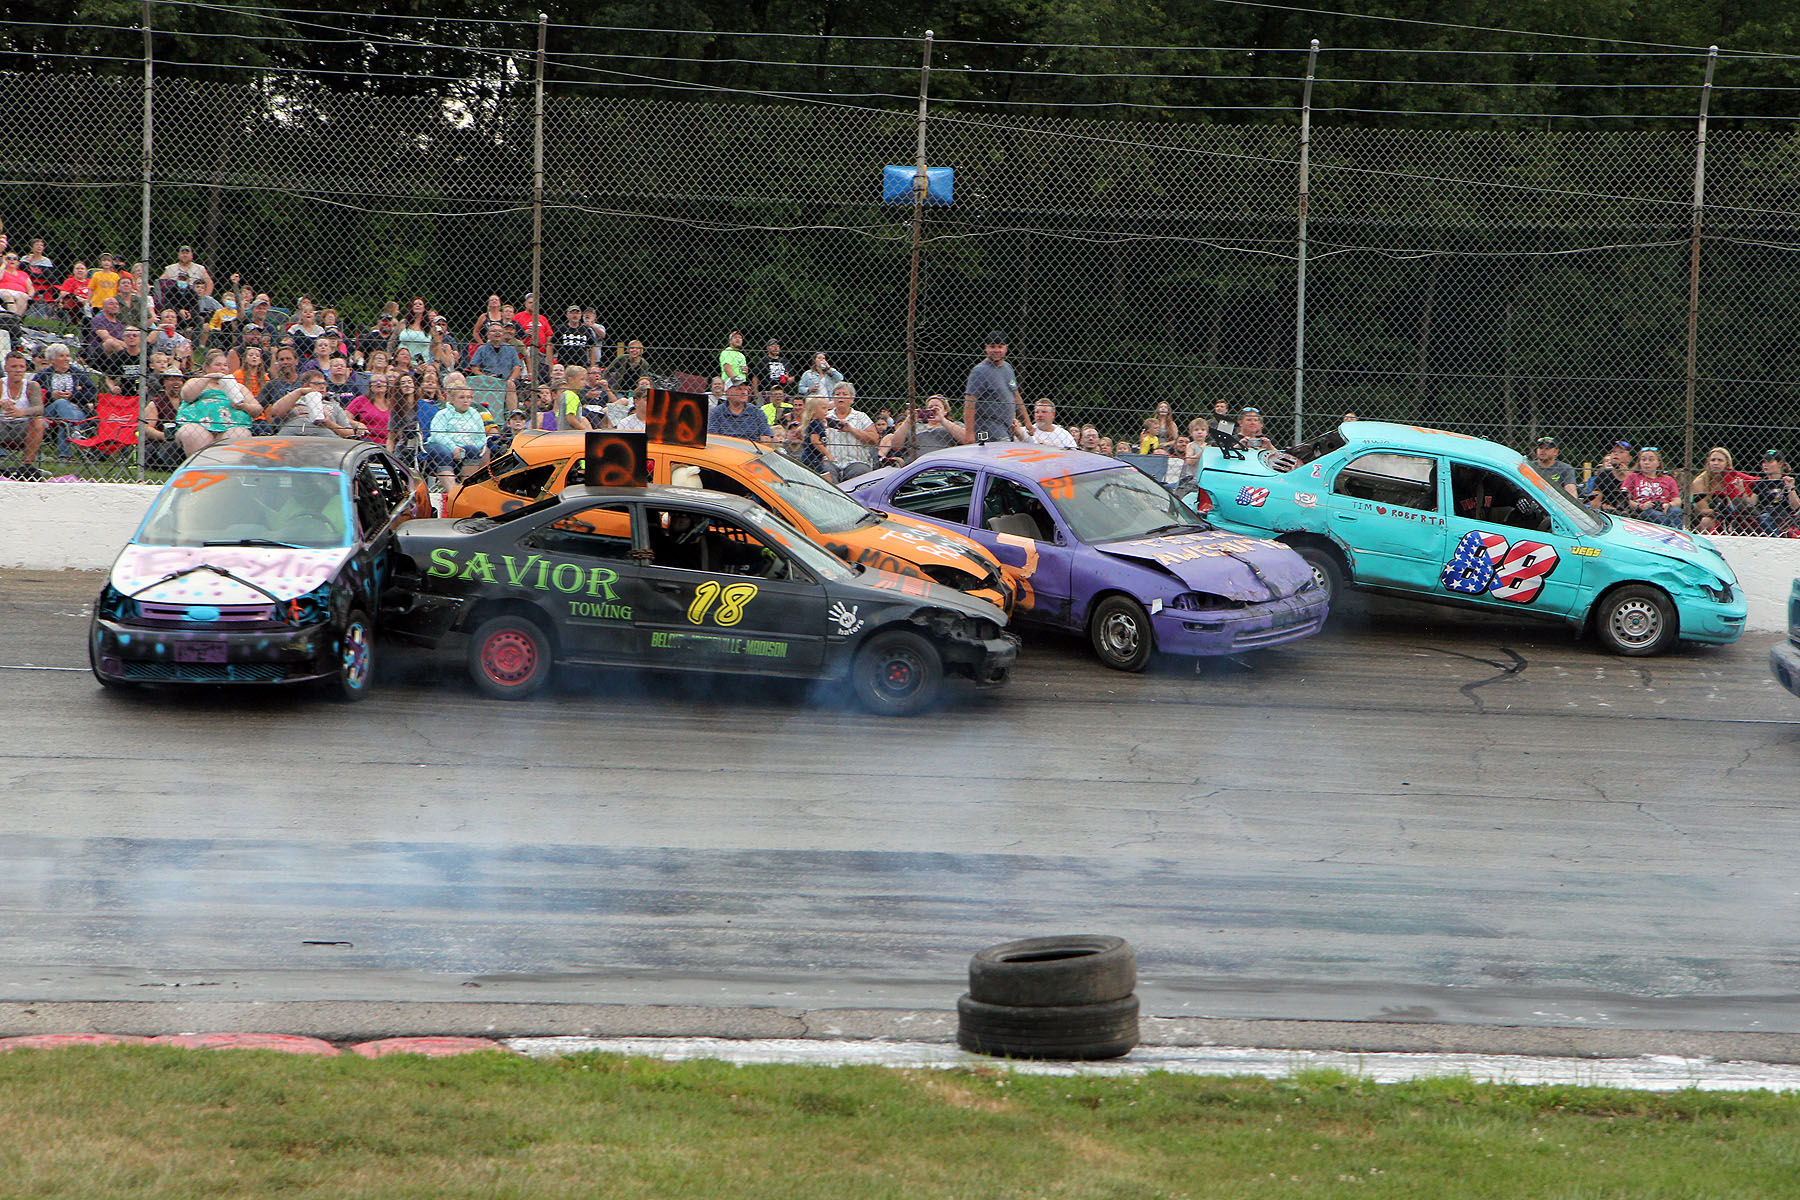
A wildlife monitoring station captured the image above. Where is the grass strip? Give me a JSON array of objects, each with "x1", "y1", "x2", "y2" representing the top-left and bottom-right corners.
[{"x1": 2, "y1": 1048, "x2": 1798, "y2": 1198}]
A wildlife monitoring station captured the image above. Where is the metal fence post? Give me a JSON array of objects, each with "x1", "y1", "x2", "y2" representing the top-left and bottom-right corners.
[
  {"x1": 1292, "y1": 38, "x2": 1319, "y2": 445},
  {"x1": 902, "y1": 30, "x2": 934, "y2": 461},
  {"x1": 137, "y1": 0, "x2": 152, "y2": 482},
  {"x1": 529, "y1": 12, "x2": 547, "y2": 419},
  {"x1": 1682, "y1": 46, "x2": 1718, "y2": 526}
]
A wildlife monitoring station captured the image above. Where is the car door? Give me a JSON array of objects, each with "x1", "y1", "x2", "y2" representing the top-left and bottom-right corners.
[
  {"x1": 516, "y1": 500, "x2": 644, "y2": 661},
  {"x1": 635, "y1": 501, "x2": 827, "y2": 673},
  {"x1": 969, "y1": 472, "x2": 1075, "y2": 624},
  {"x1": 886, "y1": 465, "x2": 979, "y2": 531},
  {"x1": 1442, "y1": 461, "x2": 1587, "y2": 616},
  {"x1": 1326, "y1": 450, "x2": 1448, "y2": 590}
]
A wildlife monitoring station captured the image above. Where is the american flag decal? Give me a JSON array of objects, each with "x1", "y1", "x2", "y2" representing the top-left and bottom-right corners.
[
  {"x1": 1440, "y1": 531, "x2": 1559, "y2": 603},
  {"x1": 1236, "y1": 486, "x2": 1270, "y2": 507}
]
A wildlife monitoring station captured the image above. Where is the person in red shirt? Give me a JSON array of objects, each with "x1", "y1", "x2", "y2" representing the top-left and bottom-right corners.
[
  {"x1": 0, "y1": 252, "x2": 32, "y2": 317},
  {"x1": 1623, "y1": 446, "x2": 1683, "y2": 528},
  {"x1": 57, "y1": 262, "x2": 91, "y2": 322},
  {"x1": 513, "y1": 293, "x2": 552, "y2": 355},
  {"x1": 1690, "y1": 446, "x2": 1758, "y2": 534}
]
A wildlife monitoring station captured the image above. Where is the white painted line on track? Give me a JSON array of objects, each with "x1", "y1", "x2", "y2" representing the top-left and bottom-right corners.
[
  {"x1": 504, "y1": 1037, "x2": 1800, "y2": 1092},
  {"x1": 0, "y1": 665, "x2": 87, "y2": 671}
]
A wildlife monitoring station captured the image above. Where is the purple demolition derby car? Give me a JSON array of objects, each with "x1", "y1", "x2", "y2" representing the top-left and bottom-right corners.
[{"x1": 845, "y1": 444, "x2": 1329, "y2": 670}]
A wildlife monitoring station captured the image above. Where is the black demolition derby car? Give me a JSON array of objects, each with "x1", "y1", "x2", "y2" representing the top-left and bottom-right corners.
[
  {"x1": 382, "y1": 483, "x2": 1018, "y2": 714},
  {"x1": 89, "y1": 437, "x2": 429, "y2": 698}
]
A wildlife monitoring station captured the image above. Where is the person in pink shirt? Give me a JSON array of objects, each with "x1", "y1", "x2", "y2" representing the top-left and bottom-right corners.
[
  {"x1": 1623, "y1": 446, "x2": 1683, "y2": 527},
  {"x1": 346, "y1": 373, "x2": 395, "y2": 446}
]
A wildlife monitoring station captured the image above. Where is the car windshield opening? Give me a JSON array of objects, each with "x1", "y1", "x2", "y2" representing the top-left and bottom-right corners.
[
  {"x1": 749, "y1": 449, "x2": 872, "y2": 534},
  {"x1": 137, "y1": 468, "x2": 351, "y2": 549},
  {"x1": 1517, "y1": 460, "x2": 1605, "y2": 535},
  {"x1": 1057, "y1": 467, "x2": 1206, "y2": 543}
]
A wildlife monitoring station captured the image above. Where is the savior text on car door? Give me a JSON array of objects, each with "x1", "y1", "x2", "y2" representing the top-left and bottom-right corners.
[{"x1": 1440, "y1": 461, "x2": 1586, "y2": 616}]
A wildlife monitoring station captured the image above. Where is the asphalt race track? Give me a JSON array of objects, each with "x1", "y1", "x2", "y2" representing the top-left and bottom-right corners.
[{"x1": 3, "y1": 568, "x2": 1798, "y2": 1047}]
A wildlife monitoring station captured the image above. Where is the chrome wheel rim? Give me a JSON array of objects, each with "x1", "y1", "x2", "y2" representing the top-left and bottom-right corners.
[
  {"x1": 1100, "y1": 611, "x2": 1141, "y2": 659},
  {"x1": 1609, "y1": 598, "x2": 1663, "y2": 649}
]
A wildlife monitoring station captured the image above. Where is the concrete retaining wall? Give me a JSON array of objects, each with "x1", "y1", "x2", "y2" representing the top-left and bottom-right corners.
[{"x1": 3, "y1": 480, "x2": 1796, "y2": 631}]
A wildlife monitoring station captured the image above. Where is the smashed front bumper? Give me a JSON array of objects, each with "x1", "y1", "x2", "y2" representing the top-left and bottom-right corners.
[{"x1": 1153, "y1": 588, "x2": 1330, "y2": 656}]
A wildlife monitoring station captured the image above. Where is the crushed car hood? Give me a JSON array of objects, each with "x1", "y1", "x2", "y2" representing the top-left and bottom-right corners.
[
  {"x1": 1100, "y1": 530, "x2": 1314, "y2": 600},
  {"x1": 1610, "y1": 518, "x2": 1737, "y2": 581},
  {"x1": 111, "y1": 544, "x2": 353, "y2": 604}
]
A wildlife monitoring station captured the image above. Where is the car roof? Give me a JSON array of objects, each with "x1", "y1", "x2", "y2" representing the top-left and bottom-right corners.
[
  {"x1": 507, "y1": 430, "x2": 763, "y2": 467},
  {"x1": 909, "y1": 443, "x2": 1123, "y2": 483},
  {"x1": 555, "y1": 482, "x2": 767, "y2": 517},
  {"x1": 184, "y1": 436, "x2": 379, "y2": 471},
  {"x1": 1334, "y1": 421, "x2": 1526, "y2": 468}
]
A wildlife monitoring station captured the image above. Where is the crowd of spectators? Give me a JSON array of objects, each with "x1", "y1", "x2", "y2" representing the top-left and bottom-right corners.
[{"x1": 1, "y1": 235, "x2": 1796, "y2": 537}]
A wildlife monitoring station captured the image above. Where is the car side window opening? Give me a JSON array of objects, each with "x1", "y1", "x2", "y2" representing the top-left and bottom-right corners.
[
  {"x1": 1334, "y1": 452, "x2": 1438, "y2": 512},
  {"x1": 531, "y1": 504, "x2": 636, "y2": 561},
  {"x1": 645, "y1": 507, "x2": 792, "y2": 580},
  {"x1": 1450, "y1": 463, "x2": 1552, "y2": 532},
  {"x1": 495, "y1": 461, "x2": 561, "y2": 501},
  {"x1": 982, "y1": 476, "x2": 1055, "y2": 541},
  {"x1": 352, "y1": 465, "x2": 387, "y2": 537},
  {"x1": 893, "y1": 467, "x2": 977, "y2": 524},
  {"x1": 695, "y1": 467, "x2": 756, "y2": 502}
]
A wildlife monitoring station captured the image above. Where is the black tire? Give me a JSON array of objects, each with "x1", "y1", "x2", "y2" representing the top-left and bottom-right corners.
[
  {"x1": 851, "y1": 629, "x2": 943, "y2": 716},
  {"x1": 1293, "y1": 543, "x2": 1345, "y2": 609},
  {"x1": 1594, "y1": 584, "x2": 1677, "y2": 656},
  {"x1": 956, "y1": 994, "x2": 1140, "y2": 1061},
  {"x1": 467, "y1": 614, "x2": 553, "y2": 700},
  {"x1": 1089, "y1": 594, "x2": 1154, "y2": 672},
  {"x1": 327, "y1": 609, "x2": 376, "y2": 702},
  {"x1": 969, "y1": 935, "x2": 1137, "y2": 1008}
]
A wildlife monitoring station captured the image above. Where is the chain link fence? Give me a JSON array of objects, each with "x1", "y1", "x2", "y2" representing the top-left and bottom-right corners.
[{"x1": 2, "y1": 54, "x2": 1796, "y2": 532}]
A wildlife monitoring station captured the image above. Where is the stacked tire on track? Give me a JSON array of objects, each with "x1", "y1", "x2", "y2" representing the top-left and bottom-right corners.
[{"x1": 956, "y1": 935, "x2": 1139, "y2": 1060}]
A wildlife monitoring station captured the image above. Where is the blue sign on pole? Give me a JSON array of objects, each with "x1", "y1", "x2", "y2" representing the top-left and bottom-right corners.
[{"x1": 882, "y1": 165, "x2": 954, "y2": 206}]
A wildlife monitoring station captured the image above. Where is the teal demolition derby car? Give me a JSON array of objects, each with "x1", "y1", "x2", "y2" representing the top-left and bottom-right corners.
[{"x1": 1192, "y1": 421, "x2": 1746, "y2": 655}]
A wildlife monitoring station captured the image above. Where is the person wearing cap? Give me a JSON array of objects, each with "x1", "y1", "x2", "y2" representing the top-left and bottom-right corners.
[
  {"x1": 708, "y1": 380, "x2": 774, "y2": 443},
  {"x1": 158, "y1": 245, "x2": 210, "y2": 330},
  {"x1": 1531, "y1": 436, "x2": 1579, "y2": 498},
  {"x1": 1580, "y1": 441, "x2": 1632, "y2": 512},
  {"x1": 134, "y1": 368, "x2": 186, "y2": 468},
  {"x1": 1235, "y1": 407, "x2": 1276, "y2": 452},
  {"x1": 488, "y1": 406, "x2": 530, "y2": 457},
  {"x1": 719, "y1": 330, "x2": 748, "y2": 389},
  {"x1": 358, "y1": 310, "x2": 399, "y2": 363},
  {"x1": 754, "y1": 340, "x2": 790, "y2": 393},
  {"x1": 1750, "y1": 450, "x2": 1799, "y2": 536},
  {"x1": 553, "y1": 303, "x2": 599, "y2": 369},
  {"x1": 961, "y1": 332, "x2": 1027, "y2": 444}
]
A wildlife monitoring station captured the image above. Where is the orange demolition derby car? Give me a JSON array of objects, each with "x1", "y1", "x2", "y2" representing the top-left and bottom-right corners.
[{"x1": 446, "y1": 432, "x2": 1013, "y2": 613}]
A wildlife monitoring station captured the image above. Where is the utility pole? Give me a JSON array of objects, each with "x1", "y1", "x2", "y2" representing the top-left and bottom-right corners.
[
  {"x1": 529, "y1": 12, "x2": 548, "y2": 420},
  {"x1": 138, "y1": 0, "x2": 153, "y2": 481},
  {"x1": 1292, "y1": 39, "x2": 1319, "y2": 445},
  {"x1": 1681, "y1": 46, "x2": 1718, "y2": 525},
  {"x1": 903, "y1": 29, "x2": 934, "y2": 462}
]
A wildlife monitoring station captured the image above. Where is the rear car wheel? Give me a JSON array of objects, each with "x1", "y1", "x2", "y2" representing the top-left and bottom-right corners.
[
  {"x1": 1293, "y1": 544, "x2": 1345, "y2": 609},
  {"x1": 467, "y1": 614, "x2": 553, "y2": 700},
  {"x1": 1089, "y1": 595, "x2": 1154, "y2": 672},
  {"x1": 852, "y1": 629, "x2": 943, "y2": 716},
  {"x1": 327, "y1": 610, "x2": 375, "y2": 702},
  {"x1": 1595, "y1": 585, "x2": 1676, "y2": 656}
]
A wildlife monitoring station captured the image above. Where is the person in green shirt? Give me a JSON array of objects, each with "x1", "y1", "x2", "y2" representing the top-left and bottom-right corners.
[{"x1": 719, "y1": 330, "x2": 748, "y2": 388}]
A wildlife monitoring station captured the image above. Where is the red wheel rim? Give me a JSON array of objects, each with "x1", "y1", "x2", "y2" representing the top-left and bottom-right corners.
[{"x1": 481, "y1": 630, "x2": 537, "y2": 685}]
